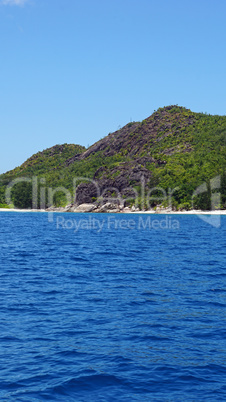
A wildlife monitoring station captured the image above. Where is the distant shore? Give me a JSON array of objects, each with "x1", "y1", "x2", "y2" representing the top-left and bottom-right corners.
[
  {"x1": 1, "y1": 208, "x2": 226, "y2": 215},
  {"x1": 133, "y1": 210, "x2": 226, "y2": 215},
  {"x1": 0, "y1": 208, "x2": 46, "y2": 213}
]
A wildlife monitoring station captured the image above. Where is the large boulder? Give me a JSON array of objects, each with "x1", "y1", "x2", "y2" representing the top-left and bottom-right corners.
[
  {"x1": 99, "y1": 202, "x2": 120, "y2": 213},
  {"x1": 74, "y1": 203, "x2": 97, "y2": 213}
]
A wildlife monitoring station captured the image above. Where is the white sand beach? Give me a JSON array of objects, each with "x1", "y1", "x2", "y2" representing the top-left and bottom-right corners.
[
  {"x1": 133, "y1": 209, "x2": 226, "y2": 215},
  {"x1": 0, "y1": 208, "x2": 46, "y2": 213},
  {"x1": 0, "y1": 208, "x2": 226, "y2": 215}
]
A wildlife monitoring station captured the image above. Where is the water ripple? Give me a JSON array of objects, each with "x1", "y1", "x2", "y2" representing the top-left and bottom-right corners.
[{"x1": 0, "y1": 212, "x2": 225, "y2": 401}]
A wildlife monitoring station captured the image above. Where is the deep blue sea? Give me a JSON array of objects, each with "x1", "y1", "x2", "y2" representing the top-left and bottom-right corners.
[{"x1": 0, "y1": 212, "x2": 226, "y2": 401}]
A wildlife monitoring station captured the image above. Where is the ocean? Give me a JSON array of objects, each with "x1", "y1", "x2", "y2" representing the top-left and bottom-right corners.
[{"x1": 0, "y1": 212, "x2": 225, "y2": 401}]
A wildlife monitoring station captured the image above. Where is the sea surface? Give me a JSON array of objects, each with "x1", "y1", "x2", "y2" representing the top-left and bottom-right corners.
[{"x1": 0, "y1": 212, "x2": 226, "y2": 401}]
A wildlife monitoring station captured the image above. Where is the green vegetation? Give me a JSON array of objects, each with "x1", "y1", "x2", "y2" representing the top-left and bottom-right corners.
[
  {"x1": 0, "y1": 203, "x2": 10, "y2": 209},
  {"x1": 11, "y1": 182, "x2": 33, "y2": 209},
  {"x1": 0, "y1": 106, "x2": 225, "y2": 210}
]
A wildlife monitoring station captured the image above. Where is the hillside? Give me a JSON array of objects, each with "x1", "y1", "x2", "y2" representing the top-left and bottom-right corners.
[{"x1": 0, "y1": 106, "x2": 226, "y2": 210}]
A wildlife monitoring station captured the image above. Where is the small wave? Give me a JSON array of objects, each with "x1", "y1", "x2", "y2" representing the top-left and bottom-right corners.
[{"x1": 51, "y1": 373, "x2": 126, "y2": 397}]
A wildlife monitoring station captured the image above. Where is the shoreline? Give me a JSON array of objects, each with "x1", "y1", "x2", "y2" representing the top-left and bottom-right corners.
[{"x1": 0, "y1": 208, "x2": 226, "y2": 215}]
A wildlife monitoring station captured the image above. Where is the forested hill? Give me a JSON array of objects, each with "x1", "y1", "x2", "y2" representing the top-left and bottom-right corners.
[
  {"x1": 2, "y1": 144, "x2": 86, "y2": 177},
  {"x1": 0, "y1": 105, "x2": 226, "y2": 210}
]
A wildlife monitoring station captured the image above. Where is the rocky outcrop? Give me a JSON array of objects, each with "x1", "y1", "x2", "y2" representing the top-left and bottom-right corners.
[
  {"x1": 73, "y1": 203, "x2": 97, "y2": 213},
  {"x1": 45, "y1": 202, "x2": 136, "y2": 213},
  {"x1": 74, "y1": 157, "x2": 156, "y2": 206},
  {"x1": 98, "y1": 202, "x2": 120, "y2": 213},
  {"x1": 75, "y1": 182, "x2": 99, "y2": 205}
]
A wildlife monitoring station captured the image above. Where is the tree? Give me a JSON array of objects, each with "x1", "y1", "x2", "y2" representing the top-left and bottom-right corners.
[{"x1": 12, "y1": 182, "x2": 32, "y2": 209}]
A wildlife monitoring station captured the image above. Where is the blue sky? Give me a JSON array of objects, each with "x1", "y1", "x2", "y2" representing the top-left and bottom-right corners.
[{"x1": 0, "y1": 0, "x2": 226, "y2": 174}]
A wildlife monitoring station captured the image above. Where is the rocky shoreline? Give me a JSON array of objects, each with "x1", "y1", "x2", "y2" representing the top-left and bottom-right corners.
[
  {"x1": 0, "y1": 205, "x2": 226, "y2": 214},
  {"x1": 45, "y1": 203, "x2": 226, "y2": 215},
  {"x1": 46, "y1": 202, "x2": 140, "y2": 214}
]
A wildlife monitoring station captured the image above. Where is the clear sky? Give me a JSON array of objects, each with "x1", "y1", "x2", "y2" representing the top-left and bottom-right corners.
[{"x1": 0, "y1": 0, "x2": 226, "y2": 174}]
